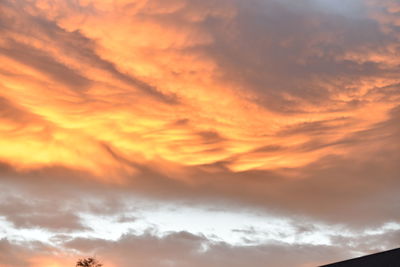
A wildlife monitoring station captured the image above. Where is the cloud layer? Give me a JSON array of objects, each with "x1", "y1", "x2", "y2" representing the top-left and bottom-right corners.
[{"x1": 0, "y1": 0, "x2": 399, "y2": 266}]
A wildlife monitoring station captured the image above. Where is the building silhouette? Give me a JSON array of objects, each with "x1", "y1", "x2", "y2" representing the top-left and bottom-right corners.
[{"x1": 320, "y1": 248, "x2": 400, "y2": 266}]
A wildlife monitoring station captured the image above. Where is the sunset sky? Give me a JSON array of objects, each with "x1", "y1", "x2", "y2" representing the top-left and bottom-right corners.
[{"x1": 0, "y1": 0, "x2": 399, "y2": 266}]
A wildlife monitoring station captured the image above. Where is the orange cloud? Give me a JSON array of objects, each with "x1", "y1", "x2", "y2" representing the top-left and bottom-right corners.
[
  {"x1": 0, "y1": 0, "x2": 399, "y2": 185},
  {"x1": 1, "y1": 1, "x2": 400, "y2": 266}
]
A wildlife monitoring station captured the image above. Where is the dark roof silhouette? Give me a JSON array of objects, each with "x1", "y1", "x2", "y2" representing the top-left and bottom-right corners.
[{"x1": 320, "y1": 248, "x2": 400, "y2": 267}]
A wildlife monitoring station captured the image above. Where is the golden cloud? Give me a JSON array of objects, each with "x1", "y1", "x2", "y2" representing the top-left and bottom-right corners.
[{"x1": 0, "y1": 0, "x2": 398, "y2": 184}]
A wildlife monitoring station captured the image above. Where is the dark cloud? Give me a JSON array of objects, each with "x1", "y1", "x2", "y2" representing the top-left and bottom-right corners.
[
  {"x1": 6, "y1": 226, "x2": 397, "y2": 267},
  {"x1": 278, "y1": 117, "x2": 352, "y2": 137},
  {"x1": 0, "y1": 40, "x2": 91, "y2": 90},
  {"x1": 63, "y1": 231, "x2": 349, "y2": 267},
  {"x1": 0, "y1": 155, "x2": 398, "y2": 265},
  {"x1": 0, "y1": 232, "x2": 345, "y2": 267},
  {"x1": 197, "y1": 0, "x2": 400, "y2": 112},
  {"x1": 0, "y1": 195, "x2": 88, "y2": 232}
]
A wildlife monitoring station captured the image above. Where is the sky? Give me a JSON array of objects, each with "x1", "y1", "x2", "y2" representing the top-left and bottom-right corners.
[{"x1": 0, "y1": 0, "x2": 399, "y2": 266}]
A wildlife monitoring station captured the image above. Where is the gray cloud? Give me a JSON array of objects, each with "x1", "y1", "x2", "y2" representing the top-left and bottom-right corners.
[
  {"x1": 63, "y1": 231, "x2": 348, "y2": 267},
  {"x1": 0, "y1": 40, "x2": 91, "y2": 90},
  {"x1": 197, "y1": 0, "x2": 400, "y2": 112},
  {"x1": 0, "y1": 195, "x2": 89, "y2": 232},
  {"x1": 4, "y1": 227, "x2": 397, "y2": 267}
]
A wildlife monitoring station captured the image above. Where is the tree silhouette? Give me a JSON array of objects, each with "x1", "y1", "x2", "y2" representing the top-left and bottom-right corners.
[{"x1": 76, "y1": 257, "x2": 103, "y2": 267}]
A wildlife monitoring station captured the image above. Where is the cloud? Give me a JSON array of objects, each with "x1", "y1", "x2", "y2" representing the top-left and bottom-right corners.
[
  {"x1": 0, "y1": 196, "x2": 88, "y2": 232},
  {"x1": 0, "y1": 238, "x2": 76, "y2": 267},
  {"x1": 0, "y1": 40, "x2": 91, "y2": 90},
  {"x1": 0, "y1": 231, "x2": 349, "y2": 267},
  {"x1": 0, "y1": 0, "x2": 399, "y2": 266},
  {"x1": 1, "y1": 161, "x2": 399, "y2": 265},
  {"x1": 0, "y1": 0, "x2": 399, "y2": 176}
]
